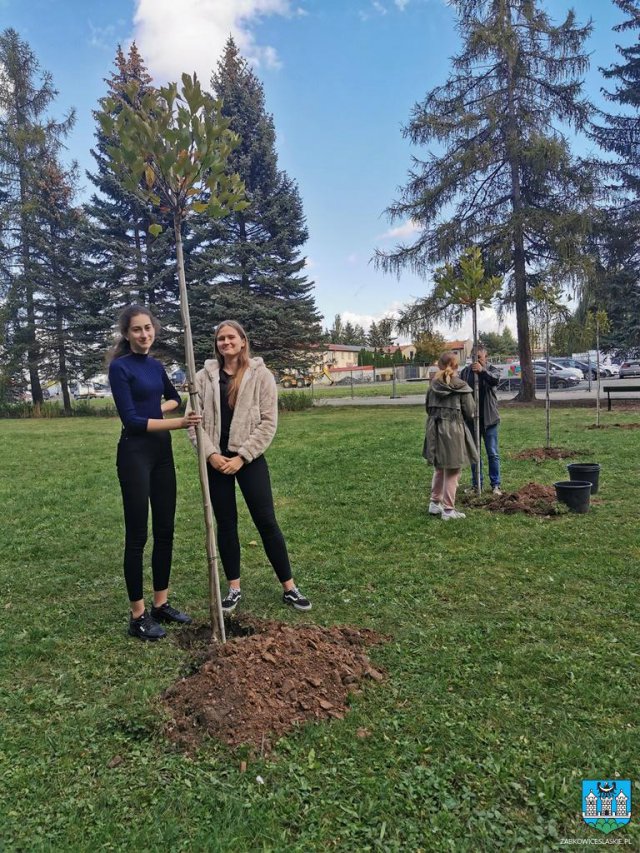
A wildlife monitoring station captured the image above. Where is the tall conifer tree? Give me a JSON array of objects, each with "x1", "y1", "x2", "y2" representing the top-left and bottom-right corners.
[
  {"x1": 31, "y1": 159, "x2": 93, "y2": 411},
  {"x1": 590, "y1": 0, "x2": 640, "y2": 352},
  {"x1": 189, "y1": 37, "x2": 321, "y2": 368},
  {"x1": 85, "y1": 44, "x2": 179, "y2": 359},
  {"x1": 375, "y1": 0, "x2": 596, "y2": 400},
  {"x1": 0, "y1": 28, "x2": 75, "y2": 409}
]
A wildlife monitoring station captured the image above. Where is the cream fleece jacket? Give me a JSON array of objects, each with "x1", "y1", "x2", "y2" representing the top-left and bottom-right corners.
[{"x1": 186, "y1": 357, "x2": 278, "y2": 463}]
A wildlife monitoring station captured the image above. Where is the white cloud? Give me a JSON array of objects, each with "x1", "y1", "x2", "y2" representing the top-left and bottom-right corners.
[
  {"x1": 394, "y1": 0, "x2": 410, "y2": 9},
  {"x1": 377, "y1": 219, "x2": 421, "y2": 241},
  {"x1": 341, "y1": 301, "x2": 404, "y2": 331},
  {"x1": 359, "y1": 0, "x2": 390, "y2": 21},
  {"x1": 337, "y1": 304, "x2": 517, "y2": 345},
  {"x1": 88, "y1": 21, "x2": 121, "y2": 51},
  {"x1": 132, "y1": 0, "x2": 298, "y2": 85},
  {"x1": 446, "y1": 307, "x2": 518, "y2": 341}
]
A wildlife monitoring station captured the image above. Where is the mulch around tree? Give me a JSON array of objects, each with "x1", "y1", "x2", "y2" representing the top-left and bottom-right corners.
[
  {"x1": 460, "y1": 482, "x2": 565, "y2": 516},
  {"x1": 163, "y1": 615, "x2": 388, "y2": 753},
  {"x1": 511, "y1": 447, "x2": 582, "y2": 461}
]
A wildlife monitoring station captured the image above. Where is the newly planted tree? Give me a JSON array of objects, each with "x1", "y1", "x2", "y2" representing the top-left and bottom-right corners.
[
  {"x1": 97, "y1": 73, "x2": 248, "y2": 642},
  {"x1": 584, "y1": 308, "x2": 611, "y2": 427},
  {"x1": 398, "y1": 246, "x2": 502, "y2": 494},
  {"x1": 530, "y1": 284, "x2": 569, "y2": 448}
]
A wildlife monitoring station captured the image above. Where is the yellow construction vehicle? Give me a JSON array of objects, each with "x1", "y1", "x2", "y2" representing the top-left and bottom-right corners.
[{"x1": 280, "y1": 370, "x2": 313, "y2": 389}]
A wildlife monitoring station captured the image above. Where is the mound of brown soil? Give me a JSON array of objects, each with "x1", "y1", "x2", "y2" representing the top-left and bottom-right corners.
[
  {"x1": 461, "y1": 482, "x2": 563, "y2": 516},
  {"x1": 163, "y1": 616, "x2": 387, "y2": 753},
  {"x1": 512, "y1": 447, "x2": 581, "y2": 461},
  {"x1": 587, "y1": 422, "x2": 640, "y2": 430}
]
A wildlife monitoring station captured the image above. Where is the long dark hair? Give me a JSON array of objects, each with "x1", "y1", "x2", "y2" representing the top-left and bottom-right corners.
[
  {"x1": 108, "y1": 305, "x2": 160, "y2": 363},
  {"x1": 214, "y1": 320, "x2": 251, "y2": 408}
]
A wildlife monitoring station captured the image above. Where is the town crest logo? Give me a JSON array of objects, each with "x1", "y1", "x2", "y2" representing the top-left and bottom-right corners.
[{"x1": 582, "y1": 780, "x2": 631, "y2": 834}]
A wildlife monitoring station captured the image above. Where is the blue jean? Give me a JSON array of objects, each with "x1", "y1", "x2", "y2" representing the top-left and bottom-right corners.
[{"x1": 471, "y1": 423, "x2": 501, "y2": 488}]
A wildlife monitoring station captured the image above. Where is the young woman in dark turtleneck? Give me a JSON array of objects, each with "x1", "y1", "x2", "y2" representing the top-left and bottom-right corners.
[{"x1": 108, "y1": 305, "x2": 201, "y2": 640}]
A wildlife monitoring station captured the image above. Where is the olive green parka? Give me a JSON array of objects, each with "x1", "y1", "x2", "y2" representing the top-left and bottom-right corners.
[{"x1": 423, "y1": 375, "x2": 479, "y2": 468}]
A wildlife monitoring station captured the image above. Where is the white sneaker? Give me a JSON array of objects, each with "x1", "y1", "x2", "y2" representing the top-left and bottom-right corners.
[
  {"x1": 428, "y1": 501, "x2": 443, "y2": 515},
  {"x1": 492, "y1": 486, "x2": 503, "y2": 496},
  {"x1": 441, "y1": 509, "x2": 466, "y2": 520}
]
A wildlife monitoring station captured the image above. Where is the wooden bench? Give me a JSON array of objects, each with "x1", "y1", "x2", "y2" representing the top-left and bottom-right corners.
[{"x1": 603, "y1": 384, "x2": 640, "y2": 410}]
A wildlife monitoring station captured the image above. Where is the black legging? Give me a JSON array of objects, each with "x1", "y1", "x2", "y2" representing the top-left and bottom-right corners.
[
  {"x1": 207, "y1": 454, "x2": 292, "y2": 583},
  {"x1": 116, "y1": 432, "x2": 176, "y2": 602}
]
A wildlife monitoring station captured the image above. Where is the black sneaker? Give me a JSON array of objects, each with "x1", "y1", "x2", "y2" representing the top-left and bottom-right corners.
[
  {"x1": 150, "y1": 601, "x2": 192, "y2": 624},
  {"x1": 282, "y1": 586, "x2": 312, "y2": 612},
  {"x1": 221, "y1": 587, "x2": 242, "y2": 613},
  {"x1": 128, "y1": 610, "x2": 166, "y2": 641}
]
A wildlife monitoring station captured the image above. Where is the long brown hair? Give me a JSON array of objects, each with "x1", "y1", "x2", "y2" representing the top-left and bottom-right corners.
[
  {"x1": 108, "y1": 305, "x2": 160, "y2": 363},
  {"x1": 433, "y1": 351, "x2": 459, "y2": 385},
  {"x1": 214, "y1": 320, "x2": 251, "y2": 408}
]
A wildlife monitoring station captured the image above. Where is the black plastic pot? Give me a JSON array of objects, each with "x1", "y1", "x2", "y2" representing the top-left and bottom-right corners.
[
  {"x1": 554, "y1": 480, "x2": 592, "y2": 513},
  {"x1": 567, "y1": 463, "x2": 601, "y2": 495}
]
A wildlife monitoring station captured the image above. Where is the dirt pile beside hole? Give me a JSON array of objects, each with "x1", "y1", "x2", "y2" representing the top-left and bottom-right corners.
[
  {"x1": 164, "y1": 616, "x2": 387, "y2": 752},
  {"x1": 587, "y1": 422, "x2": 640, "y2": 430},
  {"x1": 512, "y1": 447, "x2": 581, "y2": 461},
  {"x1": 461, "y1": 482, "x2": 564, "y2": 516}
]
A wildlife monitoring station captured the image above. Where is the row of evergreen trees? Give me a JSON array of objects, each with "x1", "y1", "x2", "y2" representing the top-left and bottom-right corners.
[
  {"x1": 377, "y1": 0, "x2": 640, "y2": 400},
  {"x1": 0, "y1": 32, "x2": 322, "y2": 411},
  {"x1": 3, "y1": 0, "x2": 640, "y2": 409},
  {"x1": 325, "y1": 314, "x2": 397, "y2": 349}
]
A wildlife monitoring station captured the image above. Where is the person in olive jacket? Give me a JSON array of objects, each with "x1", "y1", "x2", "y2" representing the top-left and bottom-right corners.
[{"x1": 423, "y1": 351, "x2": 478, "y2": 520}]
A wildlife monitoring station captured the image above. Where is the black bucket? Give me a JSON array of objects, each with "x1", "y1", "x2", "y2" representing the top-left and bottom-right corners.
[
  {"x1": 554, "y1": 480, "x2": 592, "y2": 513},
  {"x1": 567, "y1": 463, "x2": 601, "y2": 495}
]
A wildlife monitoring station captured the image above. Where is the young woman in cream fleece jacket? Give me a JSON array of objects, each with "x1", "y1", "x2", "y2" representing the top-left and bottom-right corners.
[{"x1": 188, "y1": 320, "x2": 311, "y2": 613}]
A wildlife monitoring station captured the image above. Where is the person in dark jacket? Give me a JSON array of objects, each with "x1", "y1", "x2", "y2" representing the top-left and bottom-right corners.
[
  {"x1": 109, "y1": 305, "x2": 201, "y2": 641},
  {"x1": 424, "y1": 351, "x2": 478, "y2": 520},
  {"x1": 460, "y1": 347, "x2": 502, "y2": 495}
]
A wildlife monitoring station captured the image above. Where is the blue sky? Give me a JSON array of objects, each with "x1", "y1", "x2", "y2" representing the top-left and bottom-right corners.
[{"x1": 2, "y1": 0, "x2": 627, "y2": 338}]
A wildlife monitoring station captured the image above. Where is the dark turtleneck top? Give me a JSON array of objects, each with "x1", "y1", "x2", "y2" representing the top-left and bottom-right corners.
[{"x1": 109, "y1": 352, "x2": 181, "y2": 435}]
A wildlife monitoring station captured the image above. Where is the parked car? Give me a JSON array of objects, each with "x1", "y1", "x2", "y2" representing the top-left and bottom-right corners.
[
  {"x1": 619, "y1": 360, "x2": 640, "y2": 378},
  {"x1": 547, "y1": 357, "x2": 606, "y2": 380},
  {"x1": 498, "y1": 365, "x2": 581, "y2": 390},
  {"x1": 603, "y1": 363, "x2": 620, "y2": 377},
  {"x1": 533, "y1": 358, "x2": 584, "y2": 380},
  {"x1": 92, "y1": 383, "x2": 112, "y2": 398},
  {"x1": 71, "y1": 382, "x2": 98, "y2": 400}
]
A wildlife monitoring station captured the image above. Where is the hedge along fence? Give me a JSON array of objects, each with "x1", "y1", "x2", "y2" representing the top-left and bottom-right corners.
[
  {"x1": 278, "y1": 391, "x2": 313, "y2": 412},
  {"x1": 0, "y1": 400, "x2": 119, "y2": 419},
  {"x1": 2, "y1": 392, "x2": 315, "y2": 418}
]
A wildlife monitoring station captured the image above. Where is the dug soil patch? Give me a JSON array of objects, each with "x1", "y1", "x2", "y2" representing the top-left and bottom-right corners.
[
  {"x1": 461, "y1": 482, "x2": 563, "y2": 516},
  {"x1": 164, "y1": 615, "x2": 387, "y2": 753},
  {"x1": 587, "y1": 422, "x2": 640, "y2": 430},
  {"x1": 512, "y1": 447, "x2": 582, "y2": 461}
]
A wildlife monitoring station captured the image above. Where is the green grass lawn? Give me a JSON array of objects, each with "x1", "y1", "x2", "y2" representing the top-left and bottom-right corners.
[
  {"x1": 0, "y1": 407, "x2": 638, "y2": 851},
  {"x1": 310, "y1": 379, "x2": 428, "y2": 399}
]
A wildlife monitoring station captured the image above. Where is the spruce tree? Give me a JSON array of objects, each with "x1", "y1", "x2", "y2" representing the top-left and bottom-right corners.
[
  {"x1": 0, "y1": 28, "x2": 75, "y2": 410},
  {"x1": 85, "y1": 44, "x2": 179, "y2": 360},
  {"x1": 31, "y1": 158, "x2": 92, "y2": 411},
  {"x1": 328, "y1": 314, "x2": 345, "y2": 343},
  {"x1": 590, "y1": 0, "x2": 640, "y2": 353},
  {"x1": 189, "y1": 37, "x2": 321, "y2": 369},
  {"x1": 375, "y1": 0, "x2": 596, "y2": 400}
]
